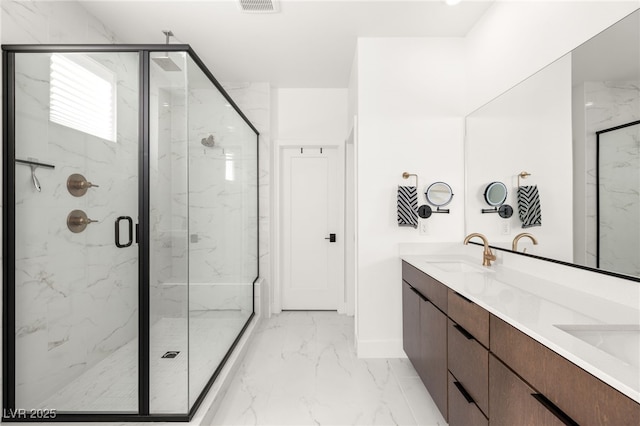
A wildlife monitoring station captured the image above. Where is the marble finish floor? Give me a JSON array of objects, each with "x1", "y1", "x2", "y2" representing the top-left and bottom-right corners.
[
  {"x1": 37, "y1": 311, "x2": 249, "y2": 414},
  {"x1": 211, "y1": 311, "x2": 447, "y2": 425}
]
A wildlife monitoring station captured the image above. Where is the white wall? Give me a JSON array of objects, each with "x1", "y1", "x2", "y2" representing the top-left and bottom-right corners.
[
  {"x1": 465, "y1": 0, "x2": 640, "y2": 114},
  {"x1": 274, "y1": 88, "x2": 348, "y2": 141},
  {"x1": 355, "y1": 38, "x2": 466, "y2": 357}
]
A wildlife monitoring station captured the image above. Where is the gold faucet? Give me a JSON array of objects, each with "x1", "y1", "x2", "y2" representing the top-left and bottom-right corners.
[
  {"x1": 512, "y1": 233, "x2": 538, "y2": 253},
  {"x1": 463, "y1": 233, "x2": 496, "y2": 267}
]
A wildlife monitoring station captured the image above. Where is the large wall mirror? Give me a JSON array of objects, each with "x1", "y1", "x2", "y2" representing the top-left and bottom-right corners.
[{"x1": 465, "y1": 9, "x2": 640, "y2": 280}]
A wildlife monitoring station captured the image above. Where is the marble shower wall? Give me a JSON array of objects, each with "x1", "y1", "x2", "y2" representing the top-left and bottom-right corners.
[
  {"x1": 598, "y1": 123, "x2": 640, "y2": 276},
  {"x1": 148, "y1": 71, "x2": 267, "y2": 318},
  {"x1": 581, "y1": 81, "x2": 640, "y2": 269},
  {"x1": 222, "y1": 82, "x2": 270, "y2": 299},
  {"x1": 2, "y1": 0, "x2": 138, "y2": 409},
  {"x1": 1, "y1": 0, "x2": 119, "y2": 44},
  {"x1": 13, "y1": 52, "x2": 140, "y2": 409}
]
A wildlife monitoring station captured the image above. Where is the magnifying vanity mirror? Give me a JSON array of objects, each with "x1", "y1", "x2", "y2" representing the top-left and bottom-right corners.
[
  {"x1": 484, "y1": 181, "x2": 507, "y2": 206},
  {"x1": 465, "y1": 8, "x2": 640, "y2": 280},
  {"x1": 481, "y1": 182, "x2": 513, "y2": 218},
  {"x1": 419, "y1": 182, "x2": 454, "y2": 218},
  {"x1": 426, "y1": 182, "x2": 453, "y2": 209}
]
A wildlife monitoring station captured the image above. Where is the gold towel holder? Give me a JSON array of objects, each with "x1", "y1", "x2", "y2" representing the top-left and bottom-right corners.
[
  {"x1": 402, "y1": 172, "x2": 418, "y2": 189},
  {"x1": 518, "y1": 171, "x2": 531, "y2": 188}
]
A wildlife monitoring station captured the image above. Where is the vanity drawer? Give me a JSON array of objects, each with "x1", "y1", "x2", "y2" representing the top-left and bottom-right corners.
[
  {"x1": 447, "y1": 289, "x2": 489, "y2": 348},
  {"x1": 489, "y1": 354, "x2": 566, "y2": 426},
  {"x1": 402, "y1": 261, "x2": 448, "y2": 313},
  {"x1": 448, "y1": 372, "x2": 488, "y2": 426},
  {"x1": 448, "y1": 319, "x2": 489, "y2": 416},
  {"x1": 491, "y1": 315, "x2": 640, "y2": 426}
]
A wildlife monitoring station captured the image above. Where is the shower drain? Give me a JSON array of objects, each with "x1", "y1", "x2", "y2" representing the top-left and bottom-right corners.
[{"x1": 161, "y1": 351, "x2": 180, "y2": 359}]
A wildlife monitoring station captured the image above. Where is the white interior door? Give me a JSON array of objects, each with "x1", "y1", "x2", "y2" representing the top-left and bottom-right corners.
[{"x1": 281, "y1": 147, "x2": 340, "y2": 310}]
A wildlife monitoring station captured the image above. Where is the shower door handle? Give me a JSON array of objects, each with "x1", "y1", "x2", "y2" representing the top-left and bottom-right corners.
[{"x1": 115, "y1": 216, "x2": 133, "y2": 248}]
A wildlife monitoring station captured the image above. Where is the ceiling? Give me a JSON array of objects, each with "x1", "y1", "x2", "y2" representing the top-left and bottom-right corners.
[{"x1": 80, "y1": 0, "x2": 495, "y2": 88}]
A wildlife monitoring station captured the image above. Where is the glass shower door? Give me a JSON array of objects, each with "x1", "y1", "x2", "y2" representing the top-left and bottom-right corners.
[{"x1": 11, "y1": 51, "x2": 140, "y2": 413}]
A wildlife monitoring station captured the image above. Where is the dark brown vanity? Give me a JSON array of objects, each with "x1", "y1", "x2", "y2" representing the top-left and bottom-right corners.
[{"x1": 402, "y1": 260, "x2": 640, "y2": 425}]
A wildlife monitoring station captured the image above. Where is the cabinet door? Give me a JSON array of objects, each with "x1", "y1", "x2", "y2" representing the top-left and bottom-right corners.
[
  {"x1": 402, "y1": 281, "x2": 421, "y2": 369},
  {"x1": 490, "y1": 354, "x2": 567, "y2": 426},
  {"x1": 420, "y1": 297, "x2": 448, "y2": 421}
]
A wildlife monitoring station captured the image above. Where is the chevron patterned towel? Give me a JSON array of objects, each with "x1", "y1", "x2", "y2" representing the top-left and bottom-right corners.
[
  {"x1": 397, "y1": 186, "x2": 418, "y2": 228},
  {"x1": 517, "y1": 185, "x2": 542, "y2": 228}
]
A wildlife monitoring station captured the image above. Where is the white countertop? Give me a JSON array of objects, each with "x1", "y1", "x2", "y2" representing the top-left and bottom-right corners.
[{"x1": 401, "y1": 254, "x2": 640, "y2": 404}]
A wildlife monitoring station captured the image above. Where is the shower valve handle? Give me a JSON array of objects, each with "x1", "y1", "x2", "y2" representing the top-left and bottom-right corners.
[
  {"x1": 67, "y1": 173, "x2": 100, "y2": 197},
  {"x1": 67, "y1": 210, "x2": 98, "y2": 233}
]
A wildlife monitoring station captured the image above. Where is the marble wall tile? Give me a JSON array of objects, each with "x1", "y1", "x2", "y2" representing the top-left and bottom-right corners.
[
  {"x1": 583, "y1": 81, "x2": 640, "y2": 269},
  {"x1": 598, "y1": 124, "x2": 640, "y2": 276},
  {"x1": 12, "y1": 51, "x2": 140, "y2": 410}
]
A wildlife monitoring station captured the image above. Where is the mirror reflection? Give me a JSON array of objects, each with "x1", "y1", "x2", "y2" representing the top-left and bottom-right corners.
[
  {"x1": 484, "y1": 182, "x2": 507, "y2": 206},
  {"x1": 465, "y1": 9, "x2": 640, "y2": 278}
]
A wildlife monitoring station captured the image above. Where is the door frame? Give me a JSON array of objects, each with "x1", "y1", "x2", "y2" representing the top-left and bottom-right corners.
[{"x1": 273, "y1": 140, "x2": 346, "y2": 314}]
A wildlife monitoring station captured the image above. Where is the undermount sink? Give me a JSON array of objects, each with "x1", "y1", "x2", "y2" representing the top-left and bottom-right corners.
[
  {"x1": 425, "y1": 260, "x2": 493, "y2": 273},
  {"x1": 554, "y1": 324, "x2": 640, "y2": 369}
]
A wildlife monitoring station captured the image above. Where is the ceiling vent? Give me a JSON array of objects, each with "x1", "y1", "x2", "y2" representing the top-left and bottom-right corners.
[{"x1": 239, "y1": 0, "x2": 279, "y2": 13}]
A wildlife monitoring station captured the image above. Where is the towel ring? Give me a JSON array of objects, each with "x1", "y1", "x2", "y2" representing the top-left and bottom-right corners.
[
  {"x1": 518, "y1": 171, "x2": 531, "y2": 188},
  {"x1": 402, "y1": 172, "x2": 418, "y2": 190}
]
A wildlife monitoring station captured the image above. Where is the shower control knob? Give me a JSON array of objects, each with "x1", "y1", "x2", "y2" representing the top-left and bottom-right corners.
[
  {"x1": 67, "y1": 173, "x2": 100, "y2": 197},
  {"x1": 67, "y1": 210, "x2": 98, "y2": 233}
]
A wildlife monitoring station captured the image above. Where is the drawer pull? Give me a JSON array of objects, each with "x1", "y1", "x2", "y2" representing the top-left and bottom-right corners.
[
  {"x1": 454, "y1": 381, "x2": 475, "y2": 404},
  {"x1": 410, "y1": 286, "x2": 428, "y2": 302},
  {"x1": 453, "y1": 323, "x2": 475, "y2": 340},
  {"x1": 531, "y1": 393, "x2": 578, "y2": 426}
]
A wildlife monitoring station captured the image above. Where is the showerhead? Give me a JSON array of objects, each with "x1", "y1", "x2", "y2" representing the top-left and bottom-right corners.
[
  {"x1": 201, "y1": 135, "x2": 216, "y2": 148},
  {"x1": 152, "y1": 30, "x2": 182, "y2": 72},
  {"x1": 152, "y1": 56, "x2": 182, "y2": 72}
]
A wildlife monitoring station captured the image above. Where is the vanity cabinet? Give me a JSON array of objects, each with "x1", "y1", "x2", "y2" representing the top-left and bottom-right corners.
[
  {"x1": 401, "y1": 261, "x2": 448, "y2": 421},
  {"x1": 401, "y1": 259, "x2": 640, "y2": 426},
  {"x1": 491, "y1": 315, "x2": 640, "y2": 426}
]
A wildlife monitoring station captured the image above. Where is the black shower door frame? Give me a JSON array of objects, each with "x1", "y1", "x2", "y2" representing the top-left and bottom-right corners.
[{"x1": 2, "y1": 44, "x2": 259, "y2": 422}]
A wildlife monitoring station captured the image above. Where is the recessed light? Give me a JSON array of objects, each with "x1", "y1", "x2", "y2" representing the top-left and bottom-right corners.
[
  {"x1": 446, "y1": 0, "x2": 462, "y2": 5},
  {"x1": 585, "y1": 101, "x2": 594, "y2": 107}
]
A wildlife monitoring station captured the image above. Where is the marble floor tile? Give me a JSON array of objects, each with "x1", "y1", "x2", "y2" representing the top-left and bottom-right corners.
[
  {"x1": 37, "y1": 311, "x2": 249, "y2": 414},
  {"x1": 211, "y1": 311, "x2": 447, "y2": 426}
]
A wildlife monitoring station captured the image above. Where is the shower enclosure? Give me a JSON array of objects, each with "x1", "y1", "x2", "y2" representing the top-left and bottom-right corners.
[{"x1": 2, "y1": 45, "x2": 258, "y2": 421}]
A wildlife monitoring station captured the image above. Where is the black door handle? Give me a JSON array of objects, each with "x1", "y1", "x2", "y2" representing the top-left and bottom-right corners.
[
  {"x1": 324, "y1": 233, "x2": 336, "y2": 242},
  {"x1": 115, "y1": 216, "x2": 133, "y2": 248}
]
